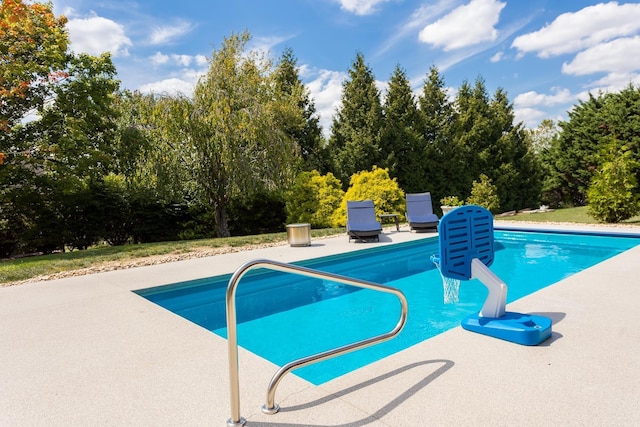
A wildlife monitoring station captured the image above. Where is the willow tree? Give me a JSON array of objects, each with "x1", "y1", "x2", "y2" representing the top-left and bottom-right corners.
[{"x1": 151, "y1": 32, "x2": 302, "y2": 237}]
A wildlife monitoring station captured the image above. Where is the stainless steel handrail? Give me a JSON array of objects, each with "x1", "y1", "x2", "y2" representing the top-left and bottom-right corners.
[{"x1": 226, "y1": 258, "x2": 408, "y2": 427}]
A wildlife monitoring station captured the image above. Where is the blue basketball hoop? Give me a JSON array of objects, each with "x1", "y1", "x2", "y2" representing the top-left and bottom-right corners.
[{"x1": 437, "y1": 205, "x2": 552, "y2": 345}]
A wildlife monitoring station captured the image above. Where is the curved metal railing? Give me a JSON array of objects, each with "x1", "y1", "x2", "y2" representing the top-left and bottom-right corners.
[{"x1": 226, "y1": 258, "x2": 408, "y2": 427}]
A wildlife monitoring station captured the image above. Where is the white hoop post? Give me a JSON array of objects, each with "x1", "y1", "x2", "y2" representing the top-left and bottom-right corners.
[{"x1": 470, "y1": 258, "x2": 506, "y2": 318}]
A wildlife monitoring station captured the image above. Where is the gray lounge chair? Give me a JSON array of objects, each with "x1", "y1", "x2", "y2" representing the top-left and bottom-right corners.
[
  {"x1": 406, "y1": 192, "x2": 439, "y2": 232},
  {"x1": 346, "y1": 199, "x2": 382, "y2": 242}
]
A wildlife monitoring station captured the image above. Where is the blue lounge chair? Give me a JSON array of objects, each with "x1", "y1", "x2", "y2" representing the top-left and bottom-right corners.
[
  {"x1": 346, "y1": 200, "x2": 382, "y2": 242},
  {"x1": 406, "y1": 192, "x2": 439, "y2": 232}
]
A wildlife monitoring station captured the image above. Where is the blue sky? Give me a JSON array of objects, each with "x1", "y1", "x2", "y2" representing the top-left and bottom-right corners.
[{"x1": 52, "y1": 0, "x2": 640, "y2": 136}]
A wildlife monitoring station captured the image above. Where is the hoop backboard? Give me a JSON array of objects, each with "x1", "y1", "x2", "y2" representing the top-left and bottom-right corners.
[{"x1": 438, "y1": 205, "x2": 494, "y2": 280}]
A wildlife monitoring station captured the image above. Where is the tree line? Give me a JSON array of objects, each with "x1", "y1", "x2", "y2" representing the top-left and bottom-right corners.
[{"x1": 1, "y1": 0, "x2": 639, "y2": 257}]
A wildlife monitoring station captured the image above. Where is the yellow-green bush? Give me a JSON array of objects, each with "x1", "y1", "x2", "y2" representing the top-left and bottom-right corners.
[
  {"x1": 587, "y1": 149, "x2": 640, "y2": 223},
  {"x1": 284, "y1": 170, "x2": 344, "y2": 228},
  {"x1": 332, "y1": 166, "x2": 405, "y2": 227},
  {"x1": 466, "y1": 174, "x2": 500, "y2": 214}
]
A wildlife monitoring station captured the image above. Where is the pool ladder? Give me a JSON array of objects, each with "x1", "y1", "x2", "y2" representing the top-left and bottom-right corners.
[{"x1": 226, "y1": 259, "x2": 409, "y2": 427}]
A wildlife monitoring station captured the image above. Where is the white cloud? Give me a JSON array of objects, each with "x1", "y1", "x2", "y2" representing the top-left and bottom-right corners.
[
  {"x1": 67, "y1": 13, "x2": 132, "y2": 57},
  {"x1": 305, "y1": 69, "x2": 348, "y2": 137},
  {"x1": 247, "y1": 35, "x2": 293, "y2": 59},
  {"x1": 150, "y1": 52, "x2": 209, "y2": 69},
  {"x1": 587, "y1": 72, "x2": 640, "y2": 91},
  {"x1": 150, "y1": 52, "x2": 170, "y2": 65},
  {"x1": 137, "y1": 61, "x2": 209, "y2": 97},
  {"x1": 418, "y1": 0, "x2": 506, "y2": 51},
  {"x1": 376, "y1": 0, "x2": 461, "y2": 56},
  {"x1": 514, "y1": 107, "x2": 547, "y2": 128},
  {"x1": 149, "y1": 21, "x2": 194, "y2": 45},
  {"x1": 511, "y1": 2, "x2": 640, "y2": 58},
  {"x1": 562, "y1": 36, "x2": 640, "y2": 76},
  {"x1": 171, "y1": 54, "x2": 193, "y2": 67},
  {"x1": 336, "y1": 0, "x2": 392, "y2": 16},
  {"x1": 194, "y1": 55, "x2": 209, "y2": 67},
  {"x1": 297, "y1": 64, "x2": 313, "y2": 79},
  {"x1": 490, "y1": 51, "x2": 503, "y2": 63},
  {"x1": 138, "y1": 78, "x2": 196, "y2": 97},
  {"x1": 514, "y1": 87, "x2": 574, "y2": 108}
]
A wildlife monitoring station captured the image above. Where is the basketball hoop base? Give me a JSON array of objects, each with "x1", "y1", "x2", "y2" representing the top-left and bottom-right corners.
[{"x1": 461, "y1": 311, "x2": 552, "y2": 346}]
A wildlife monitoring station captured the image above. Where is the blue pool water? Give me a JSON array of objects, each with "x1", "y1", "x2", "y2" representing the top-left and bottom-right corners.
[{"x1": 137, "y1": 230, "x2": 638, "y2": 385}]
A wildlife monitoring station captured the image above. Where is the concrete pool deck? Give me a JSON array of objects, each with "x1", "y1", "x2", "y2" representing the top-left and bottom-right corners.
[{"x1": 1, "y1": 222, "x2": 640, "y2": 426}]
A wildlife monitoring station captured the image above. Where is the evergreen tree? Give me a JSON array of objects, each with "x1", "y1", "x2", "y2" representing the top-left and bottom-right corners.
[
  {"x1": 328, "y1": 52, "x2": 383, "y2": 186},
  {"x1": 417, "y1": 66, "x2": 458, "y2": 204},
  {"x1": 546, "y1": 93, "x2": 606, "y2": 206},
  {"x1": 488, "y1": 88, "x2": 541, "y2": 211},
  {"x1": 543, "y1": 86, "x2": 640, "y2": 207},
  {"x1": 445, "y1": 77, "x2": 540, "y2": 212},
  {"x1": 450, "y1": 78, "x2": 493, "y2": 198},
  {"x1": 379, "y1": 64, "x2": 425, "y2": 192},
  {"x1": 274, "y1": 48, "x2": 329, "y2": 173},
  {"x1": 600, "y1": 84, "x2": 640, "y2": 186}
]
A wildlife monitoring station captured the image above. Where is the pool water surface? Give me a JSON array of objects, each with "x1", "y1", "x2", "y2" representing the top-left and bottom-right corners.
[{"x1": 137, "y1": 230, "x2": 638, "y2": 385}]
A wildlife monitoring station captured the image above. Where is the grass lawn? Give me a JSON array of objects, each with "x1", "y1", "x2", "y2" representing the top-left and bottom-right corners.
[
  {"x1": 2, "y1": 206, "x2": 640, "y2": 286},
  {"x1": 496, "y1": 205, "x2": 640, "y2": 225},
  {"x1": 0, "y1": 228, "x2": 344, "y2": 285}
]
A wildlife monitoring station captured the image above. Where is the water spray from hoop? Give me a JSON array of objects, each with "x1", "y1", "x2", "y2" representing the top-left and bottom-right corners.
[{"x1": 430, "y1": 254, "x2": 460, "y2": 304}]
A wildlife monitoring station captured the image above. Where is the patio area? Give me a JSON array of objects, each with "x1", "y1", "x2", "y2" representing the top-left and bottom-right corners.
[{"x1": 1, "y1": 222, "x2": 640, "y2": 426}]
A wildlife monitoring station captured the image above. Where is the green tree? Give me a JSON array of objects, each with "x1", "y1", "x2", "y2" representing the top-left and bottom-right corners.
[
  {"x1": 451, "y1": 78, "x2": 493, "y2": 195},
  {"x1": 1, "y1": 51, "x2": 121, "y2": 254},
  {"x1": 488, "y1": 88, "x2": 541, "y2": 212},
  {"x1": 379, "y1": 64, "x2": 425, "y2": 192},
  {"x1": 328, "y1": 52, "x2": 383, "y2": 186},
  {"x1": 544, "y1": 85, "x2": 640, "y2": 207},
  {"x1": 332, "y1": 167, "x2": 404, "y2": 227},
  {"x1": 149, "y1": 31, "x2": 302, "y2": 237},
  {"x1": 418, "y1": 66, "x2": 459, "y2": 204},
  {"x1": 530, "y1": 119, "x2": 562, "y2": 207},
  {"x1": 527, "y1": 118, "x2": 559, "y2": 155},
  {"x1": 545, "y1": 93, "x2": 607, "y2": 206},
  {"x1": 1, "y1": 0, "x2": 69, "y2": 254},
  {"x1": 443, "y1": 78, "x2": 540, "y2": 212},
  {"x1": 274, "y1": 48, "x2": 330, "y2": 173},
  {"x1": 31, "y1": 53, "x2": 120, "y2": 184},
  {"x1": 0, "y1": 0, "x2": 68, "y2": 133}
]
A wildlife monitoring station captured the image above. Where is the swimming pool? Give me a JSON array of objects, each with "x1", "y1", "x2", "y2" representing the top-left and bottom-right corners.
[{"x1": 137, "y1": 230, "x2": 638, "y2": 385}]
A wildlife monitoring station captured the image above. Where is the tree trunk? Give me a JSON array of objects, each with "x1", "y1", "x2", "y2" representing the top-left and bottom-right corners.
[{"x1": 213, "y1": 197, "x2": 230, "y2": 238}]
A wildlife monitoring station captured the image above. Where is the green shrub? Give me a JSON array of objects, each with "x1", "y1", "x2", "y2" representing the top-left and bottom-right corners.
[
  {"x1": 587, "y1": 148, "x2": 640, "y2": 223},
  {"x1": 100, "y1": 174, "x2": 133, "y2": 246},
  {"x1": 466, "y1": 174, "x2": 500, "y2": 213},
  {"x1": 284, "y1": 171, "x2": 344, "y2": 228},
  {"x1": 312, "y1": 172, "x2": 345, "y2": 227},
  {"x1": 332, "y1": 166, "x2": 405, "y2": 227},
  {"x1": 228, "y1": 190, "x2": 287, "y2": 236}
]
